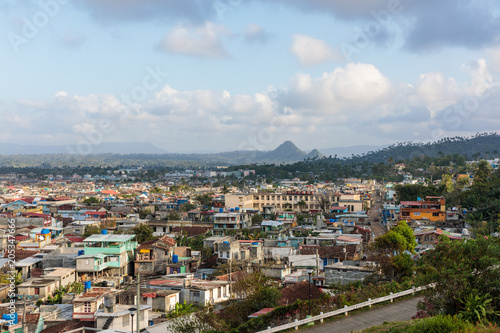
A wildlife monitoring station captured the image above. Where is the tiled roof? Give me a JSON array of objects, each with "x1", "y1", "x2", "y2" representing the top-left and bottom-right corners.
[
  {"x1": 4, "y1": 249, "x2": 39, "y2": 261},
  {"x1": 25, "y1": 313, "x2": 40, "y2": 325},
  {"x1": 171, "y1": 226, "x2": 210, "y2": 237},
  {"x1": 159, "y1": 235, "x2": 176, "y2": 247},
  {"x1": 279, "y1": 280, "x2": 323, "y2": 306},
  {"x1": 40, "y1": 319, "x2": 93, "y2": 333}
]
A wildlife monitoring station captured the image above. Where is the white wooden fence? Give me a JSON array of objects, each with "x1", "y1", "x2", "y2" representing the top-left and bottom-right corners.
[{"x1": 257, "y1": 285, "x2": 430, "y2": 333}]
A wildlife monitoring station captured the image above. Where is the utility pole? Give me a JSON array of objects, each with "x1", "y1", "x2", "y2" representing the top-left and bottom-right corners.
[
  {"x1": 136, "y1": 272, "x2": 140, "y2": 333},
  {"x1": 315, "y1": 248, "x2": 319, "y2": 278},
  {"x1": 229, "y1": 257, "x2": 232, "y2": 299},
  {"x1": 22, "y1": 295, "x2": 27, "y2": 333}
]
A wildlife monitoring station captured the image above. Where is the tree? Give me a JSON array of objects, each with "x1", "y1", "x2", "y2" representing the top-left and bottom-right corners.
[
  {"x1": 417, "y1": 236, "x2": 500, "y2": 321},
  {"x1": 82, "y1": 197, "x2": 101, "y2": 205},
  {"x1": 194, "y1": 194, "x2": 213, "y2": 207},
  {"x1": 83, "y1": 225, "x2": 101, "y2": 237},
  {"x1": 251, "y1": 214, "x2": 263, "y2": 225},
  {"x1": 297, "y1": 200, "x2": 307, "y2": 212},
  {"x1": 221, "y1": 184, "x2": 230, "y2": 195},
  {"x1": 180, "y1": 203, "x2": 197, "y2": 212},
  {"x1": 372, "y1": 221, "x2": 416, "y2": 281},
  {"x1": 130, "y1": 224, "x2": 156, "y2": 243},
  {"x1": 168, "y1": 211, "x2": 180, "y2": 221},
  {"x1": 139, "y1": 208, "x2": 152, "y2": 219}
]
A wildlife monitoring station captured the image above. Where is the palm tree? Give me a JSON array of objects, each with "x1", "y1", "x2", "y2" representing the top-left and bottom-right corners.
[{"x1": 297, "y1": 200, "x2": 307, "y2": 212}]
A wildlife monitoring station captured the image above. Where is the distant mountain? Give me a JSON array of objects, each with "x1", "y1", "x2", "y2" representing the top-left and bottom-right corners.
[
  {"x1": 320, "y1": 145, "x2": 388, "y2": 158},
  {"x1": 1, "y1": 135, "x2": 499, "y2": 168},
  {"x1": 0, "y1": 142, "x2": 166, "y2": 155},
  {"x1": 261, "y1": 140, "x2": 307, "y2": 162},
  {"x1": 333, "y1": 133, "x2": 500, "y2": 164},
  {"x1": 306, "y1": 149, "x2": 325, "y2": 159},
  {"x1": 0, "y1": 140, "x2": 322, "y2": 167}
]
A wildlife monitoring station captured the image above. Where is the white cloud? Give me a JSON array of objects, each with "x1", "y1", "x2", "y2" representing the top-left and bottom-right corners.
[
  {"x1": 9, "y1": 59, "x2": 500, "y2": 151},
  {"x1": 486, "y1": 47, "x2": 500, "y2": 75},
  {"x1": 158, "y1": 22, "x2": 230, "y2": 58},
  {"x1": 414, "y1": 72, "x2": 458, "y2": 114},
  {"x1": 290, "y1": 34, "x2": 344, "y2": 66},
  {"x1": 282, "y1": 63, "x2": 392, "y2": 114}
]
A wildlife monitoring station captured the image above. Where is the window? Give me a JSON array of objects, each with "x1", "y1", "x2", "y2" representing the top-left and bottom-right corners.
[
  {"x1": 84, "y1": 302, "x2": 91, "y2": 312},
  {"x1": 414, "y1": 212, "x2": 421, "y2": 216},
  {"x1": 432, "y1": 213, "x2": 440, "y2": 217}
]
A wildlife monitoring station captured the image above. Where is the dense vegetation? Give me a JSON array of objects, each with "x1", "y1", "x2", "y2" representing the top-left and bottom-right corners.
[
  {"x1": 394, "y1": 160, "x2": 500, "y2": 234},
  {"x1": 0, "y1": 134, "x2": 499, "y2": 181}
]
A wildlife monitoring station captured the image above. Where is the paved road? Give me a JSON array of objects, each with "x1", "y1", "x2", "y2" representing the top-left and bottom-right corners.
[
  {"x1": 368, "y1": 194, "x2": 385, "y2": 239},
  {"x1": 301, "y1": 297, "x2": 422, "y2": 333}
]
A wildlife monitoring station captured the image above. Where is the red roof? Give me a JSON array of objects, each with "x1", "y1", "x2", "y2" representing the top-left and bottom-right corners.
[
  {"x1": 85, "y1": 211, "x2": 106, "y2": 215},
  {"x1": 67, "y1": 237, "x2": 85, "y2": 243},
  {"x1": 54, "y1": 196, "x2": 73, "y2": 201},
  {"x1": 21, "y1": 213, "x2": 51, "y2": 218},
  {"x1": 279, "y1": 280, "x2": 323, "y2": 306},
  {"x1": 248, "y1": 308, "x2": 274, "y2": 318},
  {"x1": 400, "y1": 201, "x2": 422, "y2": 206},
  {"x1": 159, "y1": 235, "x2": 176, "y2": 247},
  {"x1": 101, "y1": 190, "x2": 118, "y2": 195}
]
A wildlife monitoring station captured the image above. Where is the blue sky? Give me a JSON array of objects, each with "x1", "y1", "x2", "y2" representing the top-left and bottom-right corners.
[{"x1": 1, "y1": 0, "x2": 500, "y2": 153}]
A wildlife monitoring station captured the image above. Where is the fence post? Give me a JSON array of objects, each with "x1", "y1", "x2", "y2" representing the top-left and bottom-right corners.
[
  {"x1": 412, "y1": 286, "x2": 415, "y2": 295},
  {"x1": 344, "y1": 305, "x2": 348, "y2": 316},
  {"x1": 390, "y1": 292, "x2": 393, "y2": 303},
  {"x1": 320, "y1": 312, "x2": 323, "y2": 323},
  {"x1": 368, "y1": 298, "x2": 371, "y2": 308},
  {"x1": 295, "y1": 319, "x2": 299, "y2": 330}
]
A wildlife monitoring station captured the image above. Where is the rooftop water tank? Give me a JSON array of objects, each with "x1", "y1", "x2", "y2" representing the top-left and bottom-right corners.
[
  {"x1": 2, "y1": 313, "x2": 18, "y2": 325},
  {"x1": 219, "y1": 208, "x2": 223, "y2": 213},
  {"x1": 41, "y1": 229, "x2": 50, "y2": 234},
  {"x1": 101, "y1": 229, "x2": 108, "y2": 235},
  {"x1": 78, "y1": 250, "x2": 84, "y2": 256},
  {"x1": 84, "y1": 280, "x2": 91, "y2": 290},
  {"x1": 172, "y1": 255, "x2": 178, "y2": 263}
]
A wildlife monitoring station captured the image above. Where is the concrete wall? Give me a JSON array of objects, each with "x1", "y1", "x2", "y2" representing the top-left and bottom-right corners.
[
  {"x1": 325, "y1": 266, "x2": 374, "y2": 285},
  {"x1": 0, "y1": 217, "x2": 45, "y2": 228}
]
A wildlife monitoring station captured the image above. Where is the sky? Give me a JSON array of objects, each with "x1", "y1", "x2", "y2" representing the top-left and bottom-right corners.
[{"x1": 1, "y1": 0, "x2": 500, "y2": 153}]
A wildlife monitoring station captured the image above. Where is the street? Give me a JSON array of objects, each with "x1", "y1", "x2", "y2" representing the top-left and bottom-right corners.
[
  {"x1": 301, "y1": 296, "x2": 422, "y2": 333},
  {"x1": 368, "y1": 193, "x2": 385, "y2": 239}
]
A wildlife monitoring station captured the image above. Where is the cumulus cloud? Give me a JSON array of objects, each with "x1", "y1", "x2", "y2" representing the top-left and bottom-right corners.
[
  {"x1": 244, "y1": 24, "x2": 272, "y2": 44},
  {"x1": 278, "y1": 63, "x2": 392, "y2": 114},
  {"x1": 290, "y1": 34, "x2": 344, "y2": 66},
  {"x1": 158, "y1": 22, "x2": 230, "y2": 58},
  {"x1": 414, "y1": 72, "x2": 459, "y2": 114},
  {"x1": 9, "y1": 60, "x2": 500, "y2": 150}
]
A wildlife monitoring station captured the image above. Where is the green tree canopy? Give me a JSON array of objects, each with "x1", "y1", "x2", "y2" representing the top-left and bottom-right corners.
[
  {"x1": 130, "y1": 224, "x2": 156, "y2": 243},
  {"x1": 417, "y1": 236, "x2": 500, "y2": 322}
]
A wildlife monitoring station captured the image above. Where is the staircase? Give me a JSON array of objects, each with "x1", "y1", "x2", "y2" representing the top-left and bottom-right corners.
[{"x1": 103, "y1": 317, "x2": 114, "y2": 330}]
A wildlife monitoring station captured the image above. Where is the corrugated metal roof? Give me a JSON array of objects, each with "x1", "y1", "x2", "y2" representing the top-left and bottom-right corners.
[{"x1": 83, "y1": 234, "x2": 135, "y2": 242}]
